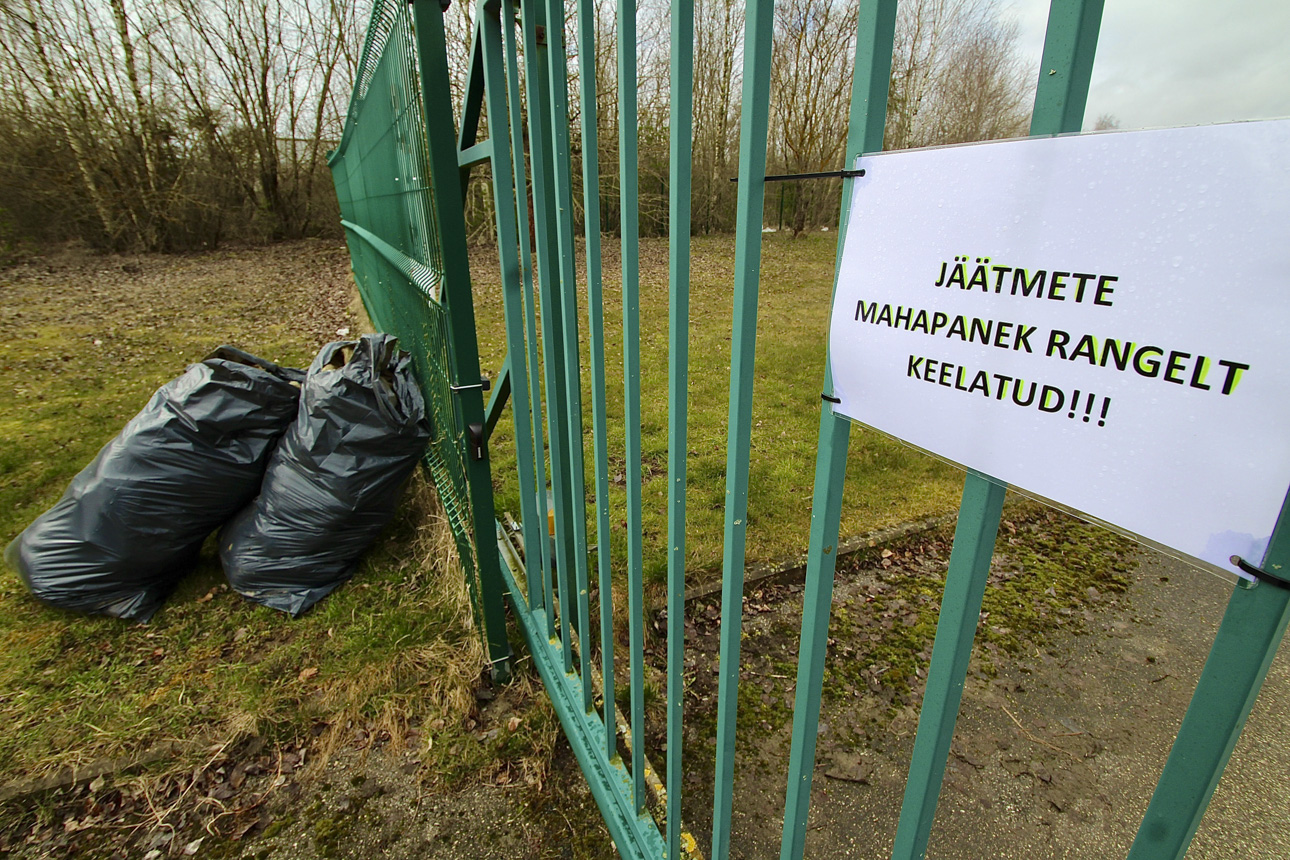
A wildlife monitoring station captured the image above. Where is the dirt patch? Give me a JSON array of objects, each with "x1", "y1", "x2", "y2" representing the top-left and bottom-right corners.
[
  {"x1": 245, "y1": 740, "x2": 603, "y2": 860},
  {"x1": 0, "y1": 689, "x2": 607, "y2": 860},
  {"x1": 705, "y1": 550, "x2": 1290, "y2": 859}
]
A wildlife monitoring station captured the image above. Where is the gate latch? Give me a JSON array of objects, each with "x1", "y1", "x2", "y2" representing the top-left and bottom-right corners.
[{"x1": 467, "y1": 423, "x2": 487, "y2": 461}]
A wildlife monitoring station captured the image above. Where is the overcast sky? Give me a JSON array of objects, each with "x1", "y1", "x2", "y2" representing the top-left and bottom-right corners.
[{"x1": 1007, "y1": 0, "x2": 1290, "y2": 130}]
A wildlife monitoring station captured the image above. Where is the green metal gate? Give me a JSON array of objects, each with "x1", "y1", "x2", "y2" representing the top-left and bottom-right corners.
[{"x1": 329, "y1": 1, "x2": 1290, "y2": 858}]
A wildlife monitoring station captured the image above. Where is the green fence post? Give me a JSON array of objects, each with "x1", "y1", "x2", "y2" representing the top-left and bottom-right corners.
[
  {"x1": 519, "y1": 0, "x2": 576, "y2": 650},
  {"x1": 777, "y1": 4, "x2": 896, "y2": 858},
  {"x1": 502, "y1": 0, "x2": 555, "y2": 626},
  {"x1": 410, "y1": 0, "x2": 513, "y2": 681},
  {"x1": 710, "y1": 0, "x2": 777, "y2": 854},
  {"x1": 890, "y1": 473, "x2": 1006, "y2": 860},
  {"x1": 573, "y1": 0, "x2": 618, "y2": 763},
  {"x1": 476, "y1": 0, "x2": 545, "y2": 654},
  {"x1": 537, "y1": 0, "x2": 596, "y2": 693},
  {"x1": 665, "y1": 0, "x2": 694, "y2": 850},
  {"x1": 617, "y1": 0, "x2": 650, "y2": 813},
  {"x1": 1028, "y1": 0, "x2": 1105, "y2": 136},
  {"x1": 541, "y1": 0, "x2": 596, "y2": 716}
]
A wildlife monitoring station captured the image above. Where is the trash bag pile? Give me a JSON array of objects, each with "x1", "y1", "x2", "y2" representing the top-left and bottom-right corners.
[
  {"x1": 4, "y1": 334, "x2": 430, "y2": 621},
  {"x1": 220, "y1": 336, "x2": 431, "y2": 616}
]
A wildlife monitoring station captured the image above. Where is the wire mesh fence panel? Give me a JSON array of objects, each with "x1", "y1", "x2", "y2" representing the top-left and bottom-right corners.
[{"x1": 329, "y1": 0, "x2": 507, "y2": 669}]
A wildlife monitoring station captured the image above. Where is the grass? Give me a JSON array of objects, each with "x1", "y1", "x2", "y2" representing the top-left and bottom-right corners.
[
  {"x1": 468, "y1": 232, "x2": 964, "y2": 592},
  {"x1": 0, "y1": 233, "x2": 1141, "y2": 857},
  {"x1": 0, "y1": 243, "x2": 497, "y2": 789}
]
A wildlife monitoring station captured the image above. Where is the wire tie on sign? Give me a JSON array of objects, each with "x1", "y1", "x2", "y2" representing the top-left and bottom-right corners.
[
  {"x1": 730, "y1": 168, "x2": 866, "y2": 184},
  {"x1": 821, "y1": 393, "x2": 842, "y2": 404},
  {"x1": 1229, "y1": 555, "x2": 1290, "y2": 590}
]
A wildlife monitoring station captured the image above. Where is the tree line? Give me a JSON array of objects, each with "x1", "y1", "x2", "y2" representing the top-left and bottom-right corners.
[
  {"x1": 0, "y1": 0, "x2": 362, "y2": 252},
  {"x1": 0, "y1": 0, "x2": 1032, "y2": 253}
]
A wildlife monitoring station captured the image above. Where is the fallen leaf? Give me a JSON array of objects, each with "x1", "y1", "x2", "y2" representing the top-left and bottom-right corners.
[{"x1": 298, "y1": 667, "x2": 318, "y2": 682}]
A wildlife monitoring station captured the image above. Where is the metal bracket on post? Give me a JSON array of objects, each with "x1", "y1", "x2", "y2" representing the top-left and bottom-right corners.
[
  {"x1": 450, "y1": 375, "x2": 491, "y2": 394},
  {"x1": 466, "y1": 423, "x2": 486, "y2": 461}
]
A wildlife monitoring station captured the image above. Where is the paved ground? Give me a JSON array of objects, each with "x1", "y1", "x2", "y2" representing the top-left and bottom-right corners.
[{"x1": 727, "y1": 550, "x2": 1290, "y2": 859}]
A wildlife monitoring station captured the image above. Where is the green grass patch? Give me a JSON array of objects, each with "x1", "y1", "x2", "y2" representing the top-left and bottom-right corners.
[
  {"x1": 468, "y1": 233, "x2": 963, "y2": 592},
  {"x1": 0, "y1": 244, "x2": 492, "y2": 787}
]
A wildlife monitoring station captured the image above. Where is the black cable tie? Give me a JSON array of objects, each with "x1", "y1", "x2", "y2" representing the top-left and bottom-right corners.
[
  {"x1": 1230, "y1": 555, "x2": 1290, "y2": 590},
  {"x1": 730, "y1": 168, "x2": 866, "y2": 184},
  {"x1": 821, "y1": 393, "x2": 841, "y2": 404}
]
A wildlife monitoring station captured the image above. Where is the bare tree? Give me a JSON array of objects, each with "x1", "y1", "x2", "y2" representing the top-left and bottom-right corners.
[
  {"x1": 768, "y1": 0, "x2": 859, "y2": 235},
  {"x1": 689, "y1": 0, "x2": 742, "y2": 233},
  {"x1": 886, "y1": 0, "x2": 1032, "y2": 151},
  {"x1": 0, "y1": 0, "x2": 361, "y2": 250},
  {"x1": 0, "y1": 0, "x2": 1035, "y2": 249}
]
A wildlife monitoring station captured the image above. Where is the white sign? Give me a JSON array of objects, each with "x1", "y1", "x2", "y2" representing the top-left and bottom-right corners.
[{"x1": 829, "y1": 120, "x2": 1290, "y2": 577}]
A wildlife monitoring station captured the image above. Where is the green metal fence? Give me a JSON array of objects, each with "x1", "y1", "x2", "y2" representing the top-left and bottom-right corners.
[
  {"x1": 328, "y1": 0, "x2": 512, "y2": 679},
  {"x1": 330, "y1": 1, "x2": 1290, "y2": 858}
]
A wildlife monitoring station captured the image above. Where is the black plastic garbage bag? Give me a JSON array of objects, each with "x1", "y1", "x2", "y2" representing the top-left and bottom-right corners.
[
  {"x1": 219, "y1": 333, "x2": 431, "y2": 616},
  {"x1": 4, "y1": 347, "x2": 305, "y2": 622}
]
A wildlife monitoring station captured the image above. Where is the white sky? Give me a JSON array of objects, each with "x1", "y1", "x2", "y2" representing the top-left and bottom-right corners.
[{"x1": 1007, "y1": 0, "x2": 1290, "y2": 130}]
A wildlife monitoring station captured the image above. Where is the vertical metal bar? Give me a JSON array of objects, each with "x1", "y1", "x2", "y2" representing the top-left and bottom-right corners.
[
  {"x1": 519, "y1": 0, "x2": 573, "y2": 647},
  {"x1": 665, "y1": 0, "x2": 695, "y2": 850},
  {"x1": 577, "y1": 0, "x2": 616, "y2": 755},
  {"x1": 409, "y1": 0, "x2": 513, "y2": 681},
  {"x1": 891, "y1": 472, "x2": 1006, "y2": 860},
  {"x1": 889, "y1": 3, "x2": 1101, "y2": 854},
  {"x1": 1028, "y1": 0, "x2": 1105, "y2": 135},
  {"x1": 478, "y1": 0, "x2": 544, "y2": 634},
  {"x1": 501, "y1": 0, "x2": 552, "y2": 615},
  {"x1": 1127, "y1": 495, "x2": 1290, "y2": 860},
  {"x1": 618, "y1": 0, "x2": 647, "y2": 812},
  {"x1": 777, "y1": 5, "x2": 896, "y2": 857},
  {"x1": 710, "y1": 0, "x2": 777, "y2": 854},
  {"x1": 541, "y1": 0, "x2": 594, "y2": 707}
]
